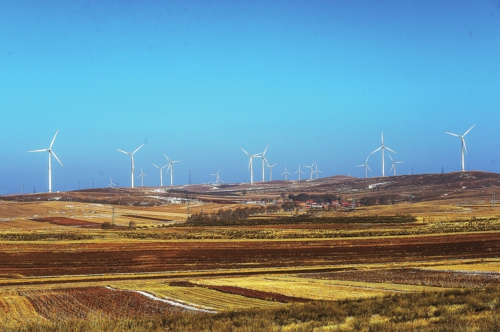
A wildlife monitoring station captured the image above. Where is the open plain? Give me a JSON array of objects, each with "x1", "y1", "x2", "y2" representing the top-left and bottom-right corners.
[{"x1": 1, "y1": 171, "x2": 500, "y2": 331}]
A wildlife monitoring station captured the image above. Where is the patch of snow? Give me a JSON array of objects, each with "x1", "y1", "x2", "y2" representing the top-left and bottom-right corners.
[{"x1": 105, "y1": 286, "x2": 216, "y2": 313}]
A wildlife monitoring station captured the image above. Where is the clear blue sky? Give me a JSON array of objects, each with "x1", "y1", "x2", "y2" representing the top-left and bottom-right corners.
[{"x1": 1, "y1": 0, "x2": 499, "y2": 193}]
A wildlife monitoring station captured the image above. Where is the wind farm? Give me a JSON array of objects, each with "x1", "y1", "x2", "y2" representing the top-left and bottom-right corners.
[{"x1": 2, "y1": 0, "x2": 500, "y2": 330}]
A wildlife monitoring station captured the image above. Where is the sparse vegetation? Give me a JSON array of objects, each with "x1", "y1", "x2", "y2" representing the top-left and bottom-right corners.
[{"x1": 3, "y1": 286, "x2": 500, "y2": 331}]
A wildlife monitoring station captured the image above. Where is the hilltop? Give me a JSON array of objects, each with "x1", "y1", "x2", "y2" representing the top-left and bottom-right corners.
[{"x1": 2, "y1": 171, "x2": 499, "y2": 207}]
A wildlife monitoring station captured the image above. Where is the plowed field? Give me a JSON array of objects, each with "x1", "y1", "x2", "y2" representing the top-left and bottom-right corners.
[{"x1": 0, "y1": 232, "x2": 499, "y2": 277}]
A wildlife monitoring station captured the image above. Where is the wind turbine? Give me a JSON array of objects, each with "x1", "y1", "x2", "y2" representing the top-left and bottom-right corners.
[
  {"x1": 304, "y1": 161, "x2": 316, "y2": 180},
  {"x1": 241, "y1": 148, "x2": 261, "y2": 185},
  {"x1": 211, "y1": 170, "x2": 222, "y2": 185},
  {"x1": 282, "y1": 166, "x2": 292, "y2": 180},
  {"x1": 28, "y1": 130, "x2": 63, "y2": 193},
  {"x1": 294, "y1": 164, "x2": 305, "y2": 180},
  {"x1": 445, "y1": 124, "x2": 475, "y2": 172},
  {"x1": 107, "y1": 177, "x2": 117, "y2": 188},
  {"x1": 314, "y1": 163, "x2": 323, "y2": 179},
  {"x1": 261, "y1": 145, "x2": 269, "y2": 182},
  {"x1": 370, "y1": 132, "x2": 396, "y2": 177},
  {"x1": 388, "y1": 155, "x2": 404, "y2": 176},
  {"x1": 356, "y1": 155, "x2": 372, "y2": 178},
  {"x1": 164, "y1": 154, "x2": 181, "y2": 187},
  {"x1": 137, "y1": 167, "x2": 147, "y2": 186},
  {"x1": 153, "y1": 163, "x2": 168, "y2": 186},
  {"x1": 267, "y1": 162, "x2": 277, "y2": 181},
  {"x1": 117, "y1": 144, "x2": 144, "y2": 188}
]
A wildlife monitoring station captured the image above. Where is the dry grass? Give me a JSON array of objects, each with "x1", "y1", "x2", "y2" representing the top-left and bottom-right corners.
[
  {"x1": 111, "y1": 281, "x2": 280, "y2": 311},
  {"x1": 190, "y1": 274, "x2": 443, "y2": 301}
]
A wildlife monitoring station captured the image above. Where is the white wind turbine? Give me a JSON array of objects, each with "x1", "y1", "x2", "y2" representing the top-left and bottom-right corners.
[
  {"x1": 282, "y1": 166, "x2": 292, "y2": 180},
  {"x1": 137, "y1": 167, "x2": 148, "y2": 186},
  {"x1": 241, "y1": 148, "x2": 261, "y2": 185},
  {"x1": 388, "y1": 155, "x2": 404, "y2": 176},
  {"x1": 164, "y1": 154, "x2": 181, "y2": 187},
  {"x1": 107, "y1": 177, "x2": 117, "y2": 188},
  {"x1": 356, "y1": 155, "x2": 372, "y2": 178},
  {"x1": 267, "y1": 162, "x2": 277, "y2": 181},
  {"x1": 211, "y1": 170, "x2": 222, "y2": 185},
  {"x1": 153, "y1": 163, "x2": 168, "y2": 186},
  {"x1": 261, "y1": 145, "x2": 269, "y2": 182},
  {"x1": 446, "y1": 124, "x2": 475, "y2": 172},
  {"x1": 117, "y1": 144, "x2": 144, "y2": 188},
  {"x1": 294, "y1": 164, "x2": 305, "y2": 180},
  {"x1": 304, "y1": 161, "x2": 316, "y2": 180},
  {"x1": 370, "y1": 132, "x2": 396, "y2": 177},
  {"x1": 314, "y1": 162, "x2": 323, "y2": 179},
  {"x1": 28, "y1": 130, "x2": 63, "y2": 193}
]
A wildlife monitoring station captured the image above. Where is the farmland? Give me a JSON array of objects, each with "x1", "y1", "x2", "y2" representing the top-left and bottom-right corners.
[{"x1": 1, "y1": 171, "x2": 500, "y2": 331}]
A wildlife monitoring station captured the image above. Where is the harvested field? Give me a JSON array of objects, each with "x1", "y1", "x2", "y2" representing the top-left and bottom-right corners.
[
  {"x1": 0, "y1": 232, "x2": 499, "y2": 277},
  {"x1": 31, "y1": 217, "x2": 101, "y2": 227},
  {"x1": 19, "y1": 286, "x2": 187, "y2": 320},
  {"x1": 303, "y1": 267, "x2": 500, "y2": 288},
  {"x1": 112, "y1": 281, "x2": 280, "y2": 311},
  {"x1": 190, "y1": 275, "x2": 433, "y2": 301}
]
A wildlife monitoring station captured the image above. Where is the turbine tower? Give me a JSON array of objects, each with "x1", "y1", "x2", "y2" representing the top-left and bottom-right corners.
[
  {"x1": 153, "y1": 163, "x2": 168, "y2": 186},
  {"x1": 445, "y1": 124, "x2": 475, "y2": 172},
  {"x1": 164, "y1": 154, "x2": 181, "y2": 187},
  {"x1": 294, "y1": 164, "x2": 305, "y2": 180},
  {"x1": 241, "y1": 148, "x2": 261, "y2": 185},
  {"x1": 28, "y1": 130, "x2": 63, "y2": 193},
  {"x1": 117, "y1": 144, "x2": 144, "y2": 188},
  {"x1": 261, "y1": 145, "x2": 269, "y2": 182},
  {"x1": 356, "y1": 155, "x2": 372, "y2": 178},
  {"x1": 370, "y1": 132, "x2": 396, "y2": 177},
  {"x1": 137, "y1": 167, "x2": 147, "y2": 186},
  {"x1": 388, "y1": 155, "x2": 404, "y2": 176},
  {"x1": 267, "y1": 162, "x2": 277, "y2": 181},
  {"x1": 282, "y1": 166, "x2": 292, "y2": 180}
]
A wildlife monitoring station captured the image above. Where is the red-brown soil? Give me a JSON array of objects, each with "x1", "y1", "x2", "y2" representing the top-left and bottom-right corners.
[
  {"x1": 19, "y1": 286, "x2": 186, "y2": 319},
  {"x1": 1, "y1": 232, "x2": 499, "y2": 277}
]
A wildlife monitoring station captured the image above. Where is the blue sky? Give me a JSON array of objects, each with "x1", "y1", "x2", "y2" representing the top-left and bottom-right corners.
[{"x1": 1, "y1": 0, "x2": 499, "y2": 193}]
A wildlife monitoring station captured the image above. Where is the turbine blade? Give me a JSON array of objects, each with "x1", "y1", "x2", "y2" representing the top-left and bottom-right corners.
[
  {"x1": 153, "y1": 164, "x2": 159, "y2": 169},
  {"x1": 445, "y1": 132, "x2": 460, "y2": 138},
  {"x1": 262, "y1": 145, "x2": 269, "y2": 155},
  {"x1": 49, "y1": 130, "x2": 59, "y2": 149},
  {"x1": 386, "y1": 147, "x2": 396, "y2": 154},
  {"x1": 241, "y1": 148, "x2": 250, "y2": 156},
  {"x1": 367, "y1": 165, "x2": 372, "y2": 172},
  {"x1": 117, "y1": 148, "x2": 130, "y2": 155},
  {"x1": 164, "y1": 154, "x2": 171, "y2": 162},
  {"x1": 132, "y1": 143, "x2": 145, "y2": 154},
  {"x1": 462, "y1": 138, "x2": 468, "y2": 154},
  {"x1": 371, "y1": 147, "x2": 382, "y2": 154},
  {"x1": 51, "y1": 151, "x2": 63, "y2": 167},
  {"x1": 28, "y1": 149, "x2": 49, "y2": 153},
  {"x1": 463, "y1": 124, "x2": 475, "y2": 136}
]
